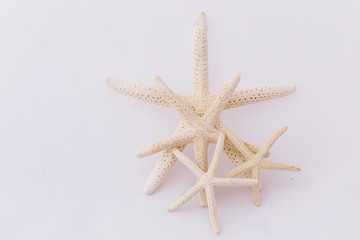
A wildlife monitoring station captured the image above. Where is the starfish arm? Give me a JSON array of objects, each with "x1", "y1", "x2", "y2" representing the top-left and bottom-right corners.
[
  {"x1": 135, "y1": 130, "x2": 195, "y2": 158},
  {"x1": 221, "y1": 130, "x2": 271, "y2": 158},
  {"x1": 208, "y1": 133, "x2": 225, "y2": 176},
  {"x1": 215, "y1": 121, "x2": 269, "y2": 157},
  {"x1": 172, "y1": 148, "x2": 204, "y2": 178},
  {"x1": 106, "y1": 78, "x2": 171, "y2": 107},
  {"x1": 153, "y1": 76, "x2": 200, "y2": 125},
  {"x1": 193, "y1": 137, "x2": 209, "y2": 207},
  {"x1": 212, "y1": 177, "x2": 258, "y2": 186},
  {"x1": 191, "y1": 12, "x2": 209, "y2": 99},
  {"x1": 251, "y1": 168, "x2": 261, "y2": 206},
  {"x1": 144, "y1": 146, "x2": 186, "y2": 194},
  {"x1": 222, "y1": 160, "x2": 255, "y2": 178},
  {"x1": 204, "y1": 73, "x2": 240, "y2": 127},
  {"x1": 223, "y1": 146, "x2": 253, "y2": 178},
  {"x1": 212, "y1": 124, "x2": 266, "y2": 178},
  {"x1": 256, "y1": 126, "x2": 288, "y2": 160},
  {"x1": 251, "y1": 185, "x2": 261, "y2": 206},
  {"x1": 224, "y1": 85, "x2": 296, "y2": 109},
  {"x1": 222, "y1": 126, "x2": 255, "y2": 160},
  {"x1": 205, "y1": 185, "x2": 220, "y2": 234},
  {"x1": 242, "y1": 140, "x2": 271, "y2": 158},
  {"x1": 260, "y1": 160, "x2": 301, "y2": 172},
  {"x1": 168, "y1": 181, "x2": 204, "y2": 212},
  {"x1": 223, "y1": 146, "x2": 245, "y2": 166},
  {"x1": 144, "y1": 121, "x2": 189, "y2": 194}
]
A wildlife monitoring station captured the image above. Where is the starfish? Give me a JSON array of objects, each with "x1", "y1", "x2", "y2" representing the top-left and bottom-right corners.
[
  {"x1": 168, "y1": 133, "x2": 258, "y2": 234},
  {"x1": 221, "y1": 125, "x2": 301, "y2": 205},
  {"x1": 134, "y1": 73, "x2": 240, "y2": 159},
  {"x1": 134, "y1": 73, "x2": 241, "y2": 206},
  {"x1": 106, "y1": 12, "x2": 295, "y2": 205}
]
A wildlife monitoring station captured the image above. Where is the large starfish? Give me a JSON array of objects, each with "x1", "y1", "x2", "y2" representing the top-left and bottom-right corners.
[
  {"x1": 169, "y1": 133, "x2": 258, "y2": 234},
  {"x1": 134, "y1": 73, "x2": 242, "y2": 206},
  {"x1": 221, "y1": 125, "x2": 301, "y2": 205},
  {"x1": 106, "y1": 12, "x2": 295, "y2": 205}
]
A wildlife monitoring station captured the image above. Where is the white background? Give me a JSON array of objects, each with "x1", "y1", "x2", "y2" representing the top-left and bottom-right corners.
[{"x1": 1, "y1": 0, "x2": 359, "y2": 239}]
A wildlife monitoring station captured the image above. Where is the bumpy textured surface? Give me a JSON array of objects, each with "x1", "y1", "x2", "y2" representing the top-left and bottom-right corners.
[
  {"x1": 169, "y1": 133, "x2": 258, "y2": 234},
  {"x1": 143, "y1": 122, "x2": 187, "y2": 194},
  {"x1": 106, "y1": 12, "x2": 300, "y2": 234},
  {"x1": 135, "y1": 73, "x2": 240, "y2": 206},
  {"x1": 106, "y1": 12, "x2": 295, "y2": 202}
]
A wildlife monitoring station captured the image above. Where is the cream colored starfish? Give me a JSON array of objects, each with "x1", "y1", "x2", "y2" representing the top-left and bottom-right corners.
[
  {"x1": 169, "y1": 133, "x2": 258, "y2": 234},
  {"x1": 134, "y1": 73, "x2": 241, "y2": 206},
  {"x1": 221, "y1": 125, "x2": 301, "y2": 205},
  {"x1": 106, "y1": 12, "x2": 295, "y2": 205}
]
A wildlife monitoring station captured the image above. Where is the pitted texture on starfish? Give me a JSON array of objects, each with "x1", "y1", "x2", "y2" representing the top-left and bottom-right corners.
[
  {"x1": 106, "y1": 78, "x2": 172, "y2": 108},
  {"x1": 169, "y1": 133, "x2": 257, "y2": 234},
  {"x1": 135, "y1": 74, "x2": 240, "y2": 158},
  {"x1": 225, "y1": 85, "x2": 296, "y2": 109},
  {"x1": 192, "y1": 12, "x2": 209, "y2": 99},
  {"x1": 106, "y1": 12, "x2": 299, "y2": 219},
  {"x1": 106, "y1": 79, "x2": 296, "y2": 112},
  {"x1": 143, "y1": 122, "x2": 187, "y2": 194}
]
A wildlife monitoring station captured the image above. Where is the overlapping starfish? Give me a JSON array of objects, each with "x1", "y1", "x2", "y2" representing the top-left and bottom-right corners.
[
  {"x1": 106, "y1": 12, "x2": 300, "y2": 233},
  {"x1": 168, "y1": 127, "x2": 294, "y2": 233}
]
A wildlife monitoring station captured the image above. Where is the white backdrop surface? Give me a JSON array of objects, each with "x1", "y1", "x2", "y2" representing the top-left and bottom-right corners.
[{"x1": 0, "y1": 0, "x2": 359, "y2": 239}]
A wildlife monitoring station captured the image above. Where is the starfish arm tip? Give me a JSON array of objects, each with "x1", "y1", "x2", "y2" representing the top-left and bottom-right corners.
[
  {"x1": 134, "y1": 150, "x2": 145, "y2": 158},
  {"x1": 223, "y1": 73, "x2": 241, "y2": 92},
  {"x1": 196, "y1": 12, "x2": 206, "y2": 24},
  {"x1": 233, "y1": 72, "x2": 241, "y2": 79},
  {"x1": 143, "y1": 183, "x2": 156, "y2": 195},
  {"x1": 152, "y1": 74, "x2": 162, "y2": 84},
  {"x1": 280, "y1": 85, "x2": 296, "y2": 95},
  {"x1": 288, "y1": 85, "x2": 296, "y2": 93},
  {"x1": 105, "y1": 78, "x2": 127, "y2": 91},
  {"x1": 200, "y1": 200, "x2": 208, "y2": 208},
  {"x1": 296, "y1": 167, "x2": 301, "y2": 171},
  {"x1": 231, "y1": 73, "x2": 241, "y2": 85},
  {"x1": 105, "y1": 77, "x2": 116, "y2": 89}
]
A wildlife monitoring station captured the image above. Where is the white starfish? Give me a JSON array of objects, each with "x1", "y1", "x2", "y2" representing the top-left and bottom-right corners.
[
  {"x1": 221, "y1": 125, "x2": 300, "y2": 205},
  {"x1": 134, "y1": 73, "x2": 241, "y2": 206},
  {"x1": 106, "y1": 12, "x2": 295, "y2": 205},
  {"x1": 169, "y1": 133, "x2": 257, "y2": 234}
]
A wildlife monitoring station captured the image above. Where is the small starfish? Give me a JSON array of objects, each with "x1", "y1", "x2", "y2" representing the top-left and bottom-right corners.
[
  {"x1": 169, "y1": 133, "x2": 257, "y2": 234},
  {"x1": 106, "y1": 12, "x2": 296, "y2": 205},
  {"x1": 221, "y1": 125, "x2": 301, "y2": 205}
]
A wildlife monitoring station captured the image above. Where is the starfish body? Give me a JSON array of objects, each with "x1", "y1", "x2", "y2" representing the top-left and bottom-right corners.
[
  {"x1": 169, "y1": 133, "x2": 258, "y2": 234},
  {"x1": 106, "y1": 13, "x2": 296, "y2": 205}
]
